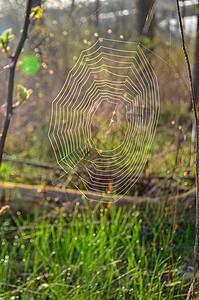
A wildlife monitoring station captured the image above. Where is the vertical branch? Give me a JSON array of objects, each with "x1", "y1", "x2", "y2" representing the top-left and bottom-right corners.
[
  {"x1": 0, "y1": 0, "x2": 33, "y2": 167},
  {"x1": 193, "y1": 0, "x2": 199, "y2": 104},
  {"x1": 176, "y1": 0, "x2": 199, "y2": 298}
]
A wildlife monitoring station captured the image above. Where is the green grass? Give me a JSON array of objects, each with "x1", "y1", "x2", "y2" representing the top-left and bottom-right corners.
[
  {"x1": 0, "y1": 202, "x2": 196, "y2": 299},
  {"x1": 0, "y1": 99, "x2": 197, "y2": 299}
]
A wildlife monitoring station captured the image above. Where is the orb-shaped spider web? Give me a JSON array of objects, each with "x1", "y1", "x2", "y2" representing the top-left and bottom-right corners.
[{"x1": 48, "y1": 38, "x2": 160, "y2": 202}]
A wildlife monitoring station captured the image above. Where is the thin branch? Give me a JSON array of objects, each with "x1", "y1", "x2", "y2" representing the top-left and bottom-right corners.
[
  {"x1": 0, "y1": 0, "x2": 33, "y2": 167},
  {"x1": 176, "y1": 0, "x2": 199, "y2": 298},
  {"x1": 2, "y1": 157, "x2": 63, "y2": 171},
  {"x1": 1, "y1": 156, "x2": 196, "y2": 181}
]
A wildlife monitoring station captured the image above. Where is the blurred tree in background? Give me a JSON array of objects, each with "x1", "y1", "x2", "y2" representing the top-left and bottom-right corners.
[
  {"x1": 137, "y1": 0, "x2": 155, "y2": 40},
  {"x1": 0, "y1": 0, "x2": 197, "y2": 159}
]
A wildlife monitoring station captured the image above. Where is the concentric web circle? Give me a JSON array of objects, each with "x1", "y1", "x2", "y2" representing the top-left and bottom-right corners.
[{"x1": 48, "y1": 38, "x2": 160, "y2": 202}]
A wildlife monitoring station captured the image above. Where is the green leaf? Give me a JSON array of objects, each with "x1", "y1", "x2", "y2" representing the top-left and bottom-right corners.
[
  {"x1": 0, "y1": 28, "x2": 14, "y2": 56},
  {"x1": 1, "y1": 28, "x2": 14, "y2": 43},
  {"x1": 12, "y1": 85, "x2": 33, "y2": 109},
  {"x1": 31, "y1": 6, "x2": 43, "y2": 19},
  {"x1": 0, "y1": 162, "x2": 6, "y2": 172}
]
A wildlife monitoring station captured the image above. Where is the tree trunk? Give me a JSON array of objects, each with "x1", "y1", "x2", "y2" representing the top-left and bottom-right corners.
[
  {"x1": 71, "y1": 0, "x2": 75, "y2": 11},
  {"x1": 96, "y1": 0, "x2": 100, "y2": 29},
  {"x1": 137, "y1": 0, "x2": 155, "y2": 40}
]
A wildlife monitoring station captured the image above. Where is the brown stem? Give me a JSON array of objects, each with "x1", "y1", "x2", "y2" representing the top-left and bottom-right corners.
[
  {"x1": 0, "y1": 0, "x2": 33, "y2": 167},
  {"x1": 193, "y1": 0, "x2": 199, "y2": 104},
  {"x1": 176, "y1": 0, "x2": 199, "y2": 298}
]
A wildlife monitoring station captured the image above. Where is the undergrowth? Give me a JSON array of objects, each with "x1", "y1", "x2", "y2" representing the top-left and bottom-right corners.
[{"x1": 0, "y1": 202, "x2": 197, "y2": 299}]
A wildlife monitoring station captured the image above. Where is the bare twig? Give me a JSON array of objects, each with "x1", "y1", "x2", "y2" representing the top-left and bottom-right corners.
[
  {"x1": 2, "y1": 156, "x2": 63, "y2": 171},
  {"x1": 176, "y1": 0, "x2": 199, "y2": 297},
  {"x1": 0, "y1": 0, "x2": 33, "y2": 167},
  {"x1": 0, "y1": 205, "x2": 10, "y2": 216},
  {"x1": 1, "y1": 156, "x2": 196, "y2": 182}
]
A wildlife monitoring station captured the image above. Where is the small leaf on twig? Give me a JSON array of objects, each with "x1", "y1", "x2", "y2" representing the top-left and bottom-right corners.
[
  {"x1": 30, "y1": 6, "x2": 43, "y2": 20},
  {"x1": 12, "y1": 85, "x2": 33, "y2": 109},
  {"x1": 0, "y1": 28, "x2": 14, "y2": 57}
]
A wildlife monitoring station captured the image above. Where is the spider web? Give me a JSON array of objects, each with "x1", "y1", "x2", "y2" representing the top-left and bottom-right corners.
[{"x1": 48, "y1": 38, "x2": 160, "y2": 202}]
